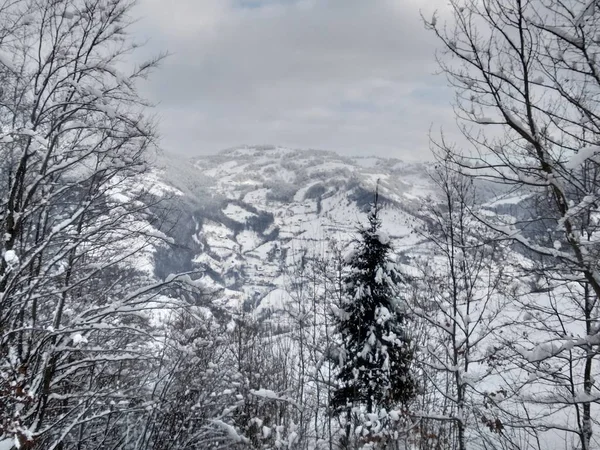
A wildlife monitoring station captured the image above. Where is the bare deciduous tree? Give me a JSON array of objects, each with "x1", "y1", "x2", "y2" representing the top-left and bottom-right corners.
[
  {"x1": 0, "y1": 1, "x2": 200, "y2": 448},
  {"x1": 427, "y1": 0, "x2": 600, "y2": 448}
]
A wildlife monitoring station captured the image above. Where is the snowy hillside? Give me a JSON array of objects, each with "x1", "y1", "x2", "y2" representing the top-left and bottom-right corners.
[{"x1": 150, "y1": 146, "x2": 443, "y2": 313}]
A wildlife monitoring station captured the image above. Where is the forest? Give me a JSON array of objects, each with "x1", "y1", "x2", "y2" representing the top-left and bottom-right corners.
[{"x1": 1, "y1": 0, "x2": 600, "y2": 449}]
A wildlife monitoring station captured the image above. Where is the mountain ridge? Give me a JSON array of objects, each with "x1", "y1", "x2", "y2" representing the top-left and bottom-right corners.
[{"x1": 150, "y1": 145, "x2": 511, "y2": 314}]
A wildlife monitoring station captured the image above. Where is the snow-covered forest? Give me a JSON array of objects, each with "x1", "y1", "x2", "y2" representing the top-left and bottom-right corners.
[{"x1": 1, "y1": 0, "x2": 600, "y2": 449}]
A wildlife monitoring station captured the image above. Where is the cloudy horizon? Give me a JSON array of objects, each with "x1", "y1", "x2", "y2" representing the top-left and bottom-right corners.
[{"x1": 132, "y1": 0, "x2": 457, "y2": 160}]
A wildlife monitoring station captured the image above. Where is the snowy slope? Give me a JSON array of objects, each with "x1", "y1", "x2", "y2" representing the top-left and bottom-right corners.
[
  {"x1": 144, "y1": 146, "x2": 594, "y2": 450},
  {"x1": 151, "y1": 145, "x2": 511, "y2": 314}
]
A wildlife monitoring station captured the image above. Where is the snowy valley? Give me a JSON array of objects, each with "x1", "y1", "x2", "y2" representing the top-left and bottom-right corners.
[{"x1": 151, "y1": 146, "x2": 436, "y2": 314}]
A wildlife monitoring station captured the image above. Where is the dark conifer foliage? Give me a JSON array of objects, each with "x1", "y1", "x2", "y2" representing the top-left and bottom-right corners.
[{"x1": 332, "y1": 192, "x2": 415, "y2": 415}]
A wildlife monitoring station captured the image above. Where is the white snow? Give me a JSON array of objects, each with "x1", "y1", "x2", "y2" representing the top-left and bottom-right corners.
[
  {"x1": 566, "y1": 145, "x2": 600, "y2": 169},
  {"x1": 96, "y1": 103, "x2": 117, "y2": 118},
  {"x1": 504, "y1": 111, "x2": 533, "y2": 139},
  {"x1": 0, "y1": 51, "x2": 15, "y2": 72},
  {"x1": 3, "y1": 250, "x2": 19, "y2": 267},
  {"x1": 485, "y1": 192, "x2": 533, "y2": 207},
  {"x1": 559, "y1": 195, "x2": 597, "y2": 225},
  {"x1": 211, "y1": 420, "x2": 248, "y2": 443},
  {"x1": 222, "y1": 203, "x2": 257, "y2": 222},
  {"x1": 71, "y1": 333, "x2": 88, "y2": 345},
  {"x1": 254, "y1": 289, "x2": 292, "y2": 315},
  {"x1": 376, "y1": 230, "x2": 390, "y2": 245},
  {"x1": 522, "y1": 343, "x2": 554, "y2": 362},
  {"x1": 250, "y1": 388, "x2": 279, "y2": 399},
  {"x1": 175, "y1": 147, "x2": 431, "y2": 328}
]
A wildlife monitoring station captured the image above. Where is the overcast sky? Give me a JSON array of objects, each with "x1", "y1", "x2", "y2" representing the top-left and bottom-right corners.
[{"x1": 132, "y1": 0, "x2": 457, "y2": 160}]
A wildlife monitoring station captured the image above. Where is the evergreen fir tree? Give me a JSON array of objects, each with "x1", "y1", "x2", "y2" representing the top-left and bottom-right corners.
[{"x1": 332, "y1": 192, "x2": 415, "y2": 417}]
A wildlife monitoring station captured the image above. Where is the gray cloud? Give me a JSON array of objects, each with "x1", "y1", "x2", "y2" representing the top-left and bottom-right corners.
[{"x1": 132, "y1": 0, "x2": 458, "y2": 160}]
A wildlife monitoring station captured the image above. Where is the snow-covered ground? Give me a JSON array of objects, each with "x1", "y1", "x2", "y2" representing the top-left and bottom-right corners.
[{"x1": 156, "y1": 146, "x2": 433, "y2": 313}]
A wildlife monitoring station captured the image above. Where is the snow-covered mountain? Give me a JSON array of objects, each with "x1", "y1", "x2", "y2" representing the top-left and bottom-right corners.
[
  {"x1": 126, "y1": 146, "x2": 591, "y2": 450},
  {"x1": 149, "y1": 145, "x2": 503, "y2": 313}
]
